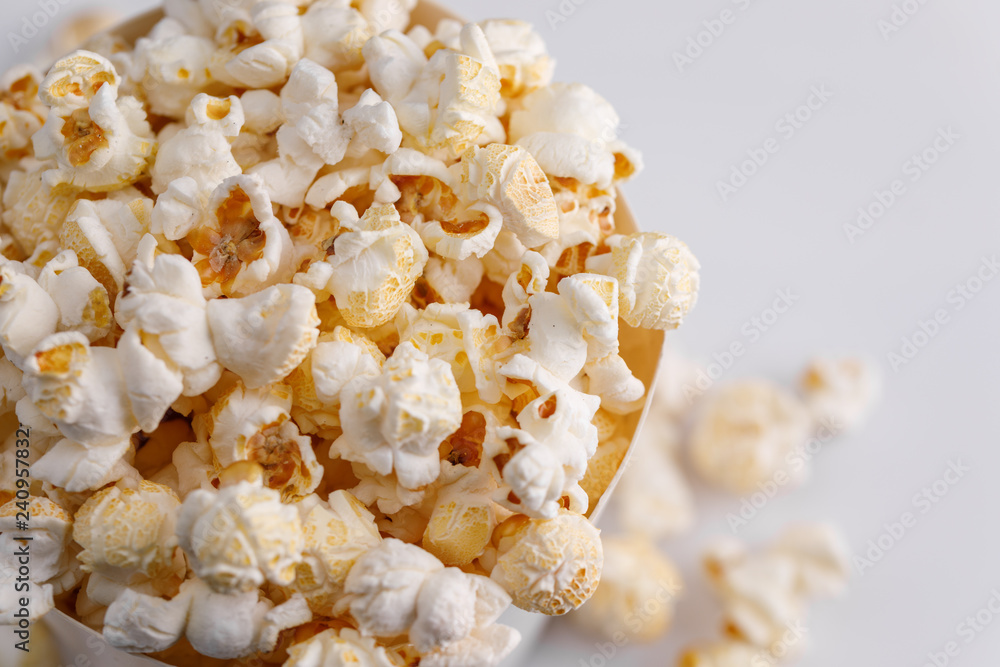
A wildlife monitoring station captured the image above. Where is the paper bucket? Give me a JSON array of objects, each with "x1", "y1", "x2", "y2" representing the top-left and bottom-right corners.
[{"x1": 38, "y1": 4, "x2": 667, "y2": 665}]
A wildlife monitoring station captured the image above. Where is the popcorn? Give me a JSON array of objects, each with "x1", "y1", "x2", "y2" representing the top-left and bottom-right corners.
[
  {"x1": 72, "y1": 480, "x2": 183, "y2": 588},
  {"x1": 332, "y1": 342, "x2": 462, "y2": 491},
  {"x1": 34, "y1": 52, "x2": 155, "y2": 192},
  {"x1": 285, "y1": 628, "x2": 397, "y2": 667},
  {"x1": 490, "y1": 511, "x2": 602, "y2": 615},
  {"x1": 572, "y1": 534, "x2": 683, "y2": 642},
  {"x1": 459, "y1": 143, "x2": 558, "y2": 249},
  {"x1": 586, "y1": 232, "x2": 701, "y2": 331},
  {"x1": 678, "y1": 641, "x2": 778, "y2": 667},
  {"x1": 176, "y1": 477, "x2": 304, "y2": 594},
  {"x1": 702, "y1": 525, "x2": 849, "y2": 654},
  {"x1": 104, "y1": 577, "x2": 312, "y2": 658},
  {"x1": 290, "y1": 490, "x2": 381, "y2": 616},
  {"x1": 615, "y1": 437, "x2": 694, "y2": 539},
  {"x1": 423, "y1": 255, "x2": 484, "y2": 304},
  {"x1": 115, "y1": 249, "x2": 221, "y2": 396},
  {"x1": 207, "y1": 381, "x2": 322, "y2": 500},
  {"x1": 479, "y1": 20, "x2": 554, "y2": 97},
  {"x1": 0, "y1": 260, "x2": 60, "y2": 368},
  {"x1": 208, "y1": 1, "x2": 304, "y2": 89},
  {"x1": 0, "y1": 66, "x2": 47, "y2": 165},
  {"x1": 301, "y1": 1, "x2": 371, "y2": 73},
  {"x1": 131, "y1": 18, "x2": 216, "y2": 118},
  {"x1": 308, "y1": 203, "x2": 428, "y2": 328},
  {"x1": 422, "y1": 463, "x2": 497, "y2": 566},
  {"x1": 0, "y1": 497, "x2": 76, "y2": 624},
  {"x1": 343, "y1": 88, "x2": 403, "y2": 157},
  {"x1": 343, "y1": 537, "x2": 516, "y2": 659},
  {"x1": 151, "y1": 93, "x2": 244, "y2": 199},
  {"x1": 1, "y1": 164, "x2": 78, "y2": 257},
  {"x1": 37, "y1": 250, "x2": 113, "y2": 343},
  {"x1": 800, "y1": 357, "x2": 879, "y2": 433},
  {"x1": 689, "y1": 381, "x2": 812, "y2": 495},
  {"x1": 208, "y1": 283, "x2": 319, "y2": 388}
]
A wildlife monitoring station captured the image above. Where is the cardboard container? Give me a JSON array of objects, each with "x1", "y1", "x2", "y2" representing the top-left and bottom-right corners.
[{"x1": 42, "y1": 4, "x2": 666, "y2": 665}]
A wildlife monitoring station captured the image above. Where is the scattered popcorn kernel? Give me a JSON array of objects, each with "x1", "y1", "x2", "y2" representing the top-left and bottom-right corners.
[
  {"x1": 689, "y1": 381, "x2": 812, "y2": 495},
  {"x1": 799, "y1": 357, "x2": 879, "y2": 433},
  {"x1": 490, "y1": 510, "x2": 603, "y2": 615},
  {"x1": 678, "y1": 640, "x2": 778, "y2": 667},
  {"x1": 572, "y1": 534, "x2": 683, "y2": 642}
]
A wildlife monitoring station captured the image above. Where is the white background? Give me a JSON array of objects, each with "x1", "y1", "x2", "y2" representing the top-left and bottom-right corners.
[{"x1": 2, "y1": 1, "x2": 999, "y2": 666}]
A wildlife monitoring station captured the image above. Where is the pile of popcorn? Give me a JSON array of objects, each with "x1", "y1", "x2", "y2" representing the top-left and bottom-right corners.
[
  {"x1": 568, "y1": 351, "x2": 878, "y2": 665},
  {"x1": 0, "y1": 1, "x2": 703, "y2": 665}
]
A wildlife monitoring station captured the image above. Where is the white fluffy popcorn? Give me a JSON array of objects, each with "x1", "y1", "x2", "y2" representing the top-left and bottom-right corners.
[
  {"x1": 304, "y1": 202, "x2": 427, "y2": 327},
  {"x1": 332, "y1": 342, "x2": 462, "y2": 491},
  {"x1": 1, "y1": 164, "x2": 78, "y2": 256},
  {"x1": 176, "y1": 479, "x2": 304, "y2": 594},
  {"x1": 34, "y1": 52, "x2": 155, "y2": 192},
  {"x1": 702, "y1": 525, "x2": 849, "y2": 653},
  {"x1": 586, "y1": 232, "x2": 701, "y2": 331},
  {"x1": 479, "y1": 20, "x2": 553, "y2": 97},
  {"x1": 572, "y1": 534, "x2": 683, "y2": 642},
  {"x1": 690, "y1": 380, "x2": 812, "y2": 495},
  {"x1": 285, "y1": 628, "x2": 396, "y2": 667},
  {"x1": 343, "y1": 88, "x2": 403, "y2": 157},
  {"x1": 0, "y1": 66, "x2": 47, "y2": 165},
  {"x1": 800, "y1": 357, "x2": 879, "y2": 433},
  {"x1": 490, "y1": 511, "x2": 603, "y2": 615},
  {"x1": 36, "y1": 250, "x2": 113, "y2": 343},
  {"x1": 208, "y1": 1, "x2": 304, "y2": 89},
  {"x1": 208, "y1": 283, "x2": 319, "y2": 388},
  {"x1": 0, "y1": 260, "x2": 60, "y2": 368},
  {"x1": 131, "y1": 18, "x2": 216, "y2": 118},
  {"x1": 344, "y1": 538, "x2": 515, "y2": 658}
]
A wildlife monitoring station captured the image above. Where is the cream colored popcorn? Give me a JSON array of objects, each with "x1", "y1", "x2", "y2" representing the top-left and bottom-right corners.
[
  {"x1": 360, "y1": 0, "x2": 418, "y2": 33},
  {"x1": 616, "y1": 437, "x2": 694, "y2": 539},
  {"x1": 343, "y1": 88, "x2": 403, "y2": 157},
  {"x1": 0, "y1": 66, "x2": 47, "y2": 164},
  {"x1": 586, "y1": 232, "x2": 700, "y2": 331},
  {"x1": 479, "y1": 20, "x2": 554, "y2": 97},
  {"x1": 690, "y1": 380, "x2": 812, "y2": 495},
  {"x1": 490, "y1": 511, "x2": 602, "y2": 615},
  {"x1": 800, "y1": 357, "x2": 879, "y2": 433},
  {"x1": 34, "y1": 55, "x2": 154, "y2": 192},
  {"x1": 1, "y1": 163, "x2": 78, "y2": 256},
  {"x1": 307, "y1": 203, "x2": 428, "y2": 327},
  {"x1": 72, "y1": 480, "x2": 182, "y2": 584},
  {"x1": 208, "y1": 283, "x2": 319, "y2": 388},
  {"x1": 208, "y1": 1, "x2": 304, "y2": 89},
  {"x1": 291, "y1": 490, "x2": 382, "y2": 616},
  {"x1": 131, "y1": 18, "x2": 216, "y2": 119},
  {"x1": 679, "y1": 641, "x2": 777, "y2": 667},
  {"x1": 0, "y1": 357, "x2": 25, "y2": 414},
  {"x1": 572, "y1": 534, "x2": 683, "y2": 642},
  {"x1": 31, "y1": 435, "x2": 136, "y2": 494},
  {"x1": 350, "y1": 462, "x2": 429, "y2": 515},
  {"x1": 250, "y1": 58, "x2": 350, "y2": 207},
  {"x1": 151, "y1": 94, "x2": 244, "y2": 199},
  {"x1": 36, "y1": 250, "x2": 112, "y2": 343},
  {"x1": 285, "y1": 628, "x2": 397, "y2": 667},
  {"x1": 509, "y1": 82, "x2": 640, "y2": 184},
  {"x1": 0, "y1": 260, "x2": 60, "y2": 368},
  {"x1": 422, "y1": 463, "x2": 497, "y2": 566},
  {"x1": 499, "y1": 249, "x2": 548, "y2": 330},
  {"x1": 176, "y1": 477, "x2": 304, "y2": 594},
  {"x1": 301, "y1": 1, "x2": 371, "y2": 73},
  {"x1": 423, "y1": 255, "x2": 484, "y2": 304},
  {"x1": 104, "y1": 577, "x2": 312, "y2": 659},
  {"x1": 459, "y1": 143, "x2": 558, "y2": 250},
  {"x1": 703, "y1": 525, "x2": 849, "y2": 653},
  {"x1": 116, "y1": 248, "x2": 221, "y2": 396},
  {"x1": 37, "y1": 50, "x2": 119, "y2": 115},
  {"x1": 207, "y1": 381, "x2": 322, "y2": 500},
  {"x1": 188, "y1": 174, "x2": 295, "y2": 298},
  {"x1": 298, "y1": 326, "x2": 384, "y2": 414},
  {"x1": 332, "y1": 342, "x2": 462, "y2": 490},
  {"x1": 344, "y1": 538, "x2": 515, "y2": 656}
]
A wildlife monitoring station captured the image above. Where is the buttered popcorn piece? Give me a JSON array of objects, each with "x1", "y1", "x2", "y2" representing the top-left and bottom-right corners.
[
  {"x1": 72, "y1": 480, "x2": 182, "y2": 584},
  {"x1": 0, "y1": 66, "x2": 47, "y2": 164},
  {"x1": 586, "y1": 232, "x2": 701, "y2": 331},
  {"x1": 285, "y1": 628, "x2": 397, "y2": 667},
  {"x1": 332, "y1": 342, "x2": 462, "y2": 491},
  {"x1": 208, "y1": 283, "x2": 319, "y2": 388},
  {"x1": 34, "y1": 51, "x2": 155, "y2": 192},
  {"x1": 291, "y1": 491, "x2": 381, "y2": 616},
  {"x1": 490, "y1": 511, "x2": 603, "y2": 615},
  {"x1": 422, "y1": 463, "x2": 497, "y2": 566},
  {"x1": 479, "y1": 20, "x2": 554, "y2": 97},
  {"x1": 460, "y1": 143, "x2": 559, "y2": 249},
  {"x1": 690, "y1": 380, "x2": 812, "y2": 495},
  {"x1": 176, "y1": 478, "x2": 304, "y2": 594},
  {"x1": 2, "y1": 164, "x2": 79, "y2": 256},
  {"x1": 573, "y1": 534, "x2": 683, "y2": 642},
  {"x1": 800, "y1": 357, "x2": 879, "y2": 433},
  {"x1": 344, "y1": 538, "x2": 515, "y2": 656},
  {"x1": 207, "y1": 382, "x2": 322, "y2": 500},
  {"x1": 702, "y1": 524, "x2": 849, "y2": 653},
  {"x1": 311, "y1": 203, "x2": 428, "y2": 328}
]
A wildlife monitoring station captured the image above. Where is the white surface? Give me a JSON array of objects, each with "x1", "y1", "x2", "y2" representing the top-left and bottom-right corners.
[{"x1": 1, "y1": 1, "x2": 998, "y2": 666}]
